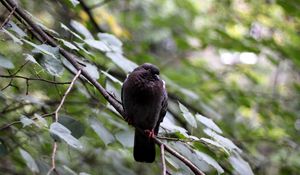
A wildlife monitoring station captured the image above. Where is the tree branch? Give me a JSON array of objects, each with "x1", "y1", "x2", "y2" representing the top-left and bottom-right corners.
[
  {"x1": 0, "y1": 1, "x2": 205, "y2": 174},
  {"x1": 0, "y1": 75, "x2": 72, "y2": 84},
  {"x1": 47, "y1": 69, "x2": 81, "y2": 175},
  {"x1": 78, "y1": 0, "x2": 104, "y2": 33}
]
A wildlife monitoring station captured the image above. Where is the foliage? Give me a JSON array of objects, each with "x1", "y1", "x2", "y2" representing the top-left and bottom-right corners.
[{"x1": 0, "y1": 0, "x2": 299, "y2": 175}]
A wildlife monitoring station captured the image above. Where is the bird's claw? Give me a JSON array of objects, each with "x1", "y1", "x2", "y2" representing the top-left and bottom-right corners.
[{"x1": 145, "y1": 129, "x2": 155, "y2": 138}]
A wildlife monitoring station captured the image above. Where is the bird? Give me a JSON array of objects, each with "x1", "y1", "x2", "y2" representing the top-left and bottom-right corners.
[{"x1": 121, "y1": 63, "x2": 168, "y2": 163}]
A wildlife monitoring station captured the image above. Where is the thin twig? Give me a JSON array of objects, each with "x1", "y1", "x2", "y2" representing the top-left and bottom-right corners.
[
  {"x1": 47, "y1": 70, "x2": 81, "y2": 175},
  {"x1": 154, "y1": 137, "x2": 204, "y2": 175},
  {"x1": 11, "y1": 61, "x2": 29, "y2": 76},
  {"x1": 0, "y1": 112, "x2": 55, "y2": 131},
  {"x1": 161, "y1": 144, "x2": 166, "y2": 175},
  {"x1": 46, "y1": 142, "x2": 58, "y2": 175},
  {"x1": 0, "y1": 75, "x2": 72, "y2": 84},
  {"x1": 54, "y1": 69, "x2": 81, "y2": 122},
  {"x1": 0, "y1": 5, "x2": 15, "y2": 29}
]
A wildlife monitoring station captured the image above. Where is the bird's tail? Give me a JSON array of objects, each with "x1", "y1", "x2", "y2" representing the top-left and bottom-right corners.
[{"x1": 134, "y1": 129, "x2": 156, "y2": 163}]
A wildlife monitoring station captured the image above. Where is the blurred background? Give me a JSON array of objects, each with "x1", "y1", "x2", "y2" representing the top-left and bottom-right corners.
[{"x1": 0, "y1": 0, "x2": 300, "y2": 175}]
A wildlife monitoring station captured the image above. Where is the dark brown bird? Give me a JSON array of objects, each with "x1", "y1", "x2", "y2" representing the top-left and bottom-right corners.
[{"x1": 121, "y1": 63, "x2": 168, "y2": 163}]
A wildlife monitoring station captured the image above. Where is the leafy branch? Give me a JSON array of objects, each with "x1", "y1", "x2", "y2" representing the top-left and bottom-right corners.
[{"x1": 0, "y1": 0, "x2": 205, "y2": 174}]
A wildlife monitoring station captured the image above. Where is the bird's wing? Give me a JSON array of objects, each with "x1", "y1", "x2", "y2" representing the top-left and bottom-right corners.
[{"x1": 154, "y1": 84, "x2": 168, "y2": 135}]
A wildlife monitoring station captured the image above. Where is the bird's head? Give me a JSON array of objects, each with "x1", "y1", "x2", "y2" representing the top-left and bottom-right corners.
[{"x1": 140, "y1": 63, "x2": 160, "y2": 75}]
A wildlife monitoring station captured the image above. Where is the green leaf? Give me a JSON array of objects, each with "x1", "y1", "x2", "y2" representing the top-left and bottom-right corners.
[
  {"x1": 98, "y1": 33, "x2": 123, "y2": 53},
  {"x1": 24, "y1": 54, "x2": 38, "y2": 64},
  {"x1": 34, "y1": 114, "x2": 48, "y2": 128},
  {"x1": 195, "y1": 114, "x2": 222, "y2": 134},
  {"x1": 62, "y1": 165, "x2": 77, "y2": 175},
  {"x1": 200, "y1": 137, "x2": 230, "y2": 155},
  {"x1": 7, "y1": 21, "x2": 27, "y2": 37},
  {"x1": 68, "y1": 0, "x2": 79, "y2": 6},
  {"x1": 20, "y1": 115, "x2": 34, "y2": 128},
  {"x1": 115, "y1": 130, "x2": 134, "y2": 148},
  {"x1": 83, "y1": 62, "x2": 100, "y2": 80},
  {"x1": 56, "y1": 38, "x2": 79, "y2": 51},
  {"x1": 170, "y1": 142, "x2": 210, "y2": 173},
  {"x1": 70, "y1": 20, "x2": 93, "y2": 39},
  {"x1": 101, "y1": 71, "x2": 123, "y2": 85},
  {"x1": 85, "y1": 39, "x2": 110, "y2": 52},
  {"x1": 195, "y1": 151, "x2": 224, "y2": 174},
  {"x1": 89, "y1": 117, "x2": 115, "y2": 145},
  {"x1": 229, "y1": 154, "x2": 254, "y2": 175},
  {"x1": 106, "y1": 81, "x2": 121, "y2": 102},
  {"x1": 58, "y1": 115, "x2": 85, "y2": 139},
  {"x1": 79, "y1": 173, "x2": 91, "y2": 175},
  {"x1": 0, "y1": 140, "x2": 8, "y2": 156},
  {"x1": 105, "y1": 52, "x2": 138, "y2": 73},
  {"x1": 0, "y1": 54, "x2": 15, "y2": 69},
  {"x1": 61, "y1": 23, "x2": 83, "y2": 40},
  {"x1": 2, "y1": 28, "x2": 23, "y2": 44},
  {"x1": 19, "y1": 148, "x2": 39, "y2": 173},
  {"x1": 204, "y1": 128, "x2": 242, "y2": 153},
  {"x1": 50, "y1": 122, "x2": 83, "y2": 149},
  {"x1": 178, "y1": 102, "x2": 197, "y2": 128},
  {"x1": 160, "y1": 113, "x2": 188, "y2": 136},
  {"x1": 32, "y1": 44, "x2": 64, "y2": 77}
]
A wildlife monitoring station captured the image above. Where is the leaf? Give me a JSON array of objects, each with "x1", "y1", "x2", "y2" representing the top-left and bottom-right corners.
[
  {"x1": 32, "y1": 44, "x2": 64, "y2": 77},
  {"x1": 7, "y1": 21, "x2": 27, "y2": 37},
  {"x1": 20, "y1": 115, "x2": 34, "y2": 128},
  {"x1": 23, "y1": 54, "x2": 38, "y2": 64},
  {"x1": 106, "y1": 52, "x2": 138, "y2": 73},
  {"x1": 115, "y1": 130, "x2": 134, "y2": 148},
  {"x1": 178, "y1": 102, "x2": 197, "y2": 128},
  {"x1": 50, "y1": 122, "x2": 83, "y2": 149},
  {"x1": 2, "y1": 28, "x2": 23, "y2": 44},
  {"x1": 229, "y1": 154, "x2": 254, "y2": 175},
  {"x1": 101, "y1": 71, "x2": 123, "y2": 85},
  {"x1": 165, "y1": 155, "x2": 180, "y2": 169},
  {"x1": 170, "y1": 142, "x2": 210, "y2": 173},
  {"x1": 0, "y1": 140, "x2": 8, "y2": 156},
  {"x1": 160, "y1": 112, "x2": 188, "y2": 136},
  {"x1": 58, "y1": 115, "x2": 85, "y2": 139},
  {"x1": 68, "y1": 0, "x2": 79, "y2": 6},
  {"x1": 195, "y1": 114, "x2": 223, "y2": 134},
  {"x1": 0, "y1": 54, "x2": 15, "y2": 69},
  {"x1": 83, "y1": 62, "x2": 100, "y2": 80},
  {"x1": 195, "y1": 151, "x2": 224, "y2": 174},
  {"x1": 85, "y1": 39, "x2": 111, "y2": 52},
  {"x1": 74, "y1": 42, "x2": 92, "y2": 55},
  {"x1": 200, "y1": 102, "x2": 223, "y2": 120},
  {"x1": 19, "y1": 148, "x2": 39, "y2": 173},
  {"x1": 56, "y1": 38, "x2": 79, "y2": 51},
  {"x1": 200, "y1": 137, "x2": 230, "y2": 155},
  {"x1": 89, "y1": 117, "x2": 115, "y2": 145},
  {"x1": 70, "y1": 20, "x2": 93, "y2": 39},
  {"x1": 34, "y1": 114, "x2": 48, "y2": 128},
  {"x1": 204, "y1": 128, "x2": 242, "y2": 153},
  {"x1": 98, "y1": 33, "x2": 123, "y2": 53},
  {"x1": 79, "y1": 173, "x2": 91, "y2": 175},
  {"x1": 163, "y1": 76, "x2": 200, "y2": 100},
  {"x1": 61, "y1": 23, "x2": 83, "y2": 40},
  {"x1": 62, "y1": 165, "x2": 77, "y2": 175},
  {"x1": 106, "y1": 81, "x2": 121, "y2": 102}
]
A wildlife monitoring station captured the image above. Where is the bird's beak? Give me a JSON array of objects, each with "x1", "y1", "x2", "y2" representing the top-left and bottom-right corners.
[{"x1": 155, "y1": 74, "x2": 160, "y2": 80}]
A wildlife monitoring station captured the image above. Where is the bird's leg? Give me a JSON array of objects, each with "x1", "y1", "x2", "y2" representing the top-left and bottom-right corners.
[{"x1": 144, "y1": 129, "x2": 155, "y2": 138}]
